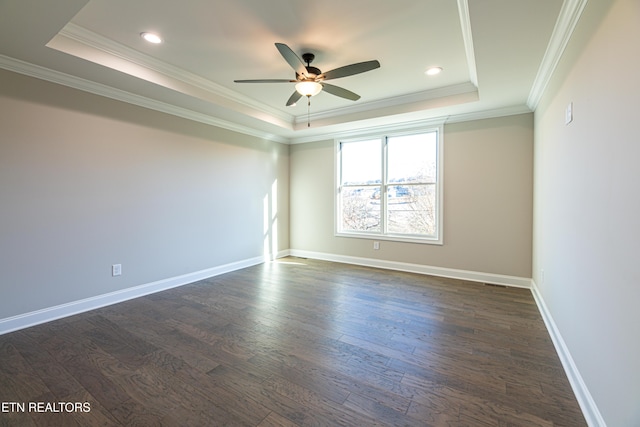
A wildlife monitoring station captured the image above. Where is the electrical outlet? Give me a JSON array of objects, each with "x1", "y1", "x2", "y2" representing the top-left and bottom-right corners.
[
  {"x1": 373, "y1": 241, "x2": 380, "y2": 250},
  {"x1": 112, "y1": 264, "x2": 122, "y2": 276}
]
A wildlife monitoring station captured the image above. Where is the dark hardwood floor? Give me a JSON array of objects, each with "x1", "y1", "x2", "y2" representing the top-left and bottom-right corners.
[{"x1": 0, "y1": 257, "x2": 586, "y2": 426}]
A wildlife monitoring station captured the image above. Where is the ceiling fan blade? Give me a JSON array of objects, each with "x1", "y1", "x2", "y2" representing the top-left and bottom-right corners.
[
  {"x1": 321, "y1": 83, "x2": 360, "y2": 101},
  {"x1": 286, "y1": 91, "x2": 303, "y2": 106},
  {"x1": 319, "y1": 60, "x2": 380, "y2": 81},
  {"x1": 275, "y1": 43, "x2": 308, "y2": 78},
  {"x1": 234, "y1": 79, "x2": 296, "y2": 83}
]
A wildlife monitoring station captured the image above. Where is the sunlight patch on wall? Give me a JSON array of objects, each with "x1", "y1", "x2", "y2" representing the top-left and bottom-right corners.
[{"x1": 263, "y1": 179, "x2": 278, "y2": 260}]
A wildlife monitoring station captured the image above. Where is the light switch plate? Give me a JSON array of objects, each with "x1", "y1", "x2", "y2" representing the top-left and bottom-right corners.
[{"x1": 565, "y1": 102, "x2": 573, "y2": 125}]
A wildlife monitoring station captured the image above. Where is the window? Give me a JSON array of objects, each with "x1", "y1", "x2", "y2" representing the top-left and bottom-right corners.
[{"x1": 336, "y1": 127, "x2": 443, "y2": 244}]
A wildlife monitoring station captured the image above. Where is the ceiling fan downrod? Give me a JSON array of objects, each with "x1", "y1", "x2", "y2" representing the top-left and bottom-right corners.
[{"x1": 301, "y1": 53, "x2": 321, "y2": 78}]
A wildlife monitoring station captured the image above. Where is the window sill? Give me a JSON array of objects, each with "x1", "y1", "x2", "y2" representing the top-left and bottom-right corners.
[{"x1": 335, "y1": 231, "x2": 443, "y2": 246}]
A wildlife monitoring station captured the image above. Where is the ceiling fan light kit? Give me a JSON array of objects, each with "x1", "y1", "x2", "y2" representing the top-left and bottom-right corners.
[
  {"x1": 234, "y1": 43, "x2": 380, "y2": 126},
  {"x1": 295, "y1": 81, "x2": 322, "y2": 97}
]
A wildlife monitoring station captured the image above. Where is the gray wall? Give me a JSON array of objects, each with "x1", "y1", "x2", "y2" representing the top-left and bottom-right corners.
[
  {"x1": 290, "y1": 113, "x2": 533, "y2": 278},
  {"x1": 0, "y1": 69, "x2": 289, "y2": 319},
  {"x1": 533, "y1": 0, "x2": 640, "y2": 425}
]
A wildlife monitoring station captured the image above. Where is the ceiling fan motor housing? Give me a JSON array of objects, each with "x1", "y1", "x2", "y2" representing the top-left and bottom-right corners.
[{"x1": 300, "y1": 66, "x2": 321, "y2": 79}]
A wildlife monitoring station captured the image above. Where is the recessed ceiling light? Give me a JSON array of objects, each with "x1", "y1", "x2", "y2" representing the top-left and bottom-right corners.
[
  {"x1": 425, "y1": 67, "x2": 443, "y2": 76},
  {"x1": 141, "y1": 32, "x2": 163, "y2": 44}
]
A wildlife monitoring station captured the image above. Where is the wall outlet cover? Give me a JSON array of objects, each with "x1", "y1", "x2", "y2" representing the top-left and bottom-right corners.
[{"x1": 112, "y1": 264, "x2": 122, "y2": 276}]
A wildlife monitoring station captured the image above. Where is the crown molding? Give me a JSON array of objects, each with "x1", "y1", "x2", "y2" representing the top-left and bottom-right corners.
[
  {"x1": 456, "y1": 0, "x2": 478, "y2": 88},
  {"x1": 0, "y1": 55, "x2": 289, "y2": 144},
  {"x1": 54, "y1": 23, "x2": 294, "y2": 126},
  {"x1": 44, "y1": 24, "x2": 482, "y2": 141},
  {"x1": 297, "y1": 82, "x2": 478, "y2": 125},
  {"x1": 527, "y1": 0, "x2": 589, "y2": 110},
  {"x1": 50, "y1": 24, "x2": 482, "y2": 135},
  {"x1": 1, "y1": 53, "x2": 532, "y2": 146},
  {"x1": 444, "y1": 104, "x2": 532, "y2": 124},
  {"x1": 290, "y1": 116, "x2": 448, "y2": 145},
  {"x1": 288, "y1": 104, "x2": 531, "y2": 145}
]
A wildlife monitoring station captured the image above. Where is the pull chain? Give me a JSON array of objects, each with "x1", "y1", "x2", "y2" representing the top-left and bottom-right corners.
[{"x1": 307, "y1": 95, "x2": 311, "y2": 127}]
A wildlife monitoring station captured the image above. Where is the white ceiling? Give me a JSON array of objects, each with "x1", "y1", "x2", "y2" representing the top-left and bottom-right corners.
[{"x1": 0, "y1": 0, "x2": 575, "y2": 143}]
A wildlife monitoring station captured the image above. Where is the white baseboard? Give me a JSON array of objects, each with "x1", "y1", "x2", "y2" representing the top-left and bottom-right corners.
[
  {"x1": 0, "y1": 255, "x2": 268, "y2": 336},
  {"x1": 530, "y1": 281, "x2": 606, "y2": 427},
  {"x1": 0, "y1": 247, "x2": 603, "y2": 426},
  {"x1": 288, "y1": 249, "x2": 532, "y2": 288},
  {"x1": 287, "y1": 249, "x2": 603, "y2": 426}
]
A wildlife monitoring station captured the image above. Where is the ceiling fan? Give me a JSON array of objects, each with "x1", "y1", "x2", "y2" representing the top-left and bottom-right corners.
[{"x1": 234, "y1": 43, "x2": 380, "y2": 107}]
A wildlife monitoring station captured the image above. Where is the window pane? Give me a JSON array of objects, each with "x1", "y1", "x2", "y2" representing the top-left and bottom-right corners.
[
  {"x1": 341, "y1": 140, "x2": 381, "y2": 185},
  {"x1": 340, "y1": 186, "x2": 381, "y2": 232},
  {"x1": 387, "y1": 184, "x2": 436, "y2": 236},
  {"x1": 387, "y1": 133, "x2": 437, "y2": 183}
]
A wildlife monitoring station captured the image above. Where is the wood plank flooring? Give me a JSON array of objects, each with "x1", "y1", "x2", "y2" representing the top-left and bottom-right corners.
[{"x1": 0, "y1": 257, "x2": 586, "y2": 426}]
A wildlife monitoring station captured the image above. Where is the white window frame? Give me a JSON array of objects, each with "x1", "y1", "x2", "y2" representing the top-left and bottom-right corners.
[{"x1": 335, "y1": 125, "x2": 444, "y2": 245}]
